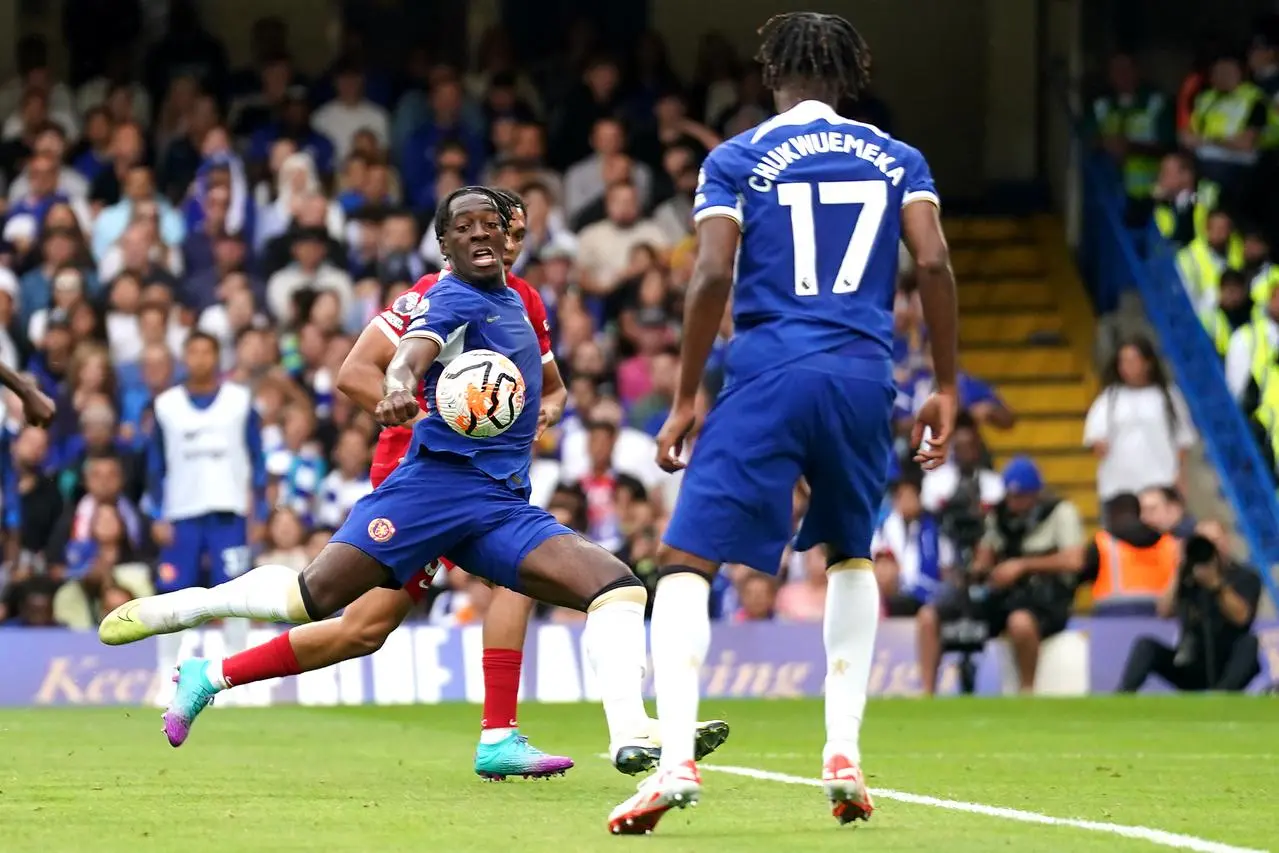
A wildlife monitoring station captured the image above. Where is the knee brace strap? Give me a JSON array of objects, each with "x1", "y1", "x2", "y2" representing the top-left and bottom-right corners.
[{"x1": 587, "y1": 573, "x2": 647, "y2": 612}]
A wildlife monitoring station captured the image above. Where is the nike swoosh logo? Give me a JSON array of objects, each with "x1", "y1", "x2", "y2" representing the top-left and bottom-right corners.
[
  {"x1": 419, "y1": 578, "x2": 432, "y2": 589},
  {"x1": 118, "y1": 602, "x2": 139, "y2": 622},
  {"x1": 486, "y1": 315, "x2": 499, "y2": 323}
]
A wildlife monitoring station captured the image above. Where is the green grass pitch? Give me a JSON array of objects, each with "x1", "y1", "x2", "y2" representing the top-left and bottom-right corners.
[{"x1": 1, "y1": 696, "x2": 1275, "y2": 852}]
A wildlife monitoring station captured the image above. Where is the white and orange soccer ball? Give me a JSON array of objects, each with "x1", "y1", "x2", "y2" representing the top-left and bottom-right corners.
[{"x1": 434, "y1": 348, "x2": 527, "y2": 438}]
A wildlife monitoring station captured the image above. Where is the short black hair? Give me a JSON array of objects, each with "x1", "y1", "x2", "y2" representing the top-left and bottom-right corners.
[
  {"x1": 185, "y1": 330, "x2": 221, "y2": 355},
  {"x1": 1105, "y1": 492, "x2": 1142, "y2": 521},
  {"x1": 433, "y1": 186, "x2": 513, "y2": 243},
  {"x1": 756, "y1": 12, "x2": 872, "y2": 97},
  {"x1": 1220, "y1": 268, "x2": 1248, "y2": 289}
]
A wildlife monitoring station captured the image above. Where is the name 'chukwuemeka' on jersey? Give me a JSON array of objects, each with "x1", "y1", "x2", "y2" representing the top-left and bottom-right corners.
[
  {"x1": 693, "y1": 100, "x2": 939, "y2": 385},
  {"x1": 745, "y1": 131, "x2": 907, "y2": 191}
]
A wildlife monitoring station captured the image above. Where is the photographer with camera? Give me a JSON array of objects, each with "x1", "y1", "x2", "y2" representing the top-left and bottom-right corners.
[
  {"x1": 1119, "y1": 525, "x2": 1262, "y2": 692},
  {"x1": 916, "y1": 456, "x2": 1085, "y2": 695}
]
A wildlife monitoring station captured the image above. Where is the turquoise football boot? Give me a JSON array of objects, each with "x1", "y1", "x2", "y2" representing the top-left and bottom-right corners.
[
  {"x1": 474, "y1": 732, "x2": 574, "y2": 781},
  {"x1": 161, "y1": 659, "x2": 222, "y2": 747}
]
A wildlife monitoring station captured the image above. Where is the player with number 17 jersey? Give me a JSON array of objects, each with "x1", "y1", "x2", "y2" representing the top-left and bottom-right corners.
[{"x1": 664, "y1": 99, "x2": 941, "y2": 574}]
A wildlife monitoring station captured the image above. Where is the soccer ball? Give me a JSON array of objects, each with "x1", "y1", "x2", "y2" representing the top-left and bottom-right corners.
[{"x1": 434, "y1": 348, "x2": 527, "y2": 438}]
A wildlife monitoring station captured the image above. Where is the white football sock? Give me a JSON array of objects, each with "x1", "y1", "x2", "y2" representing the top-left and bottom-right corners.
[
  {"x1": 583, "y1": 596, "x2": 650, "y2": 751},
  {"x1": 652, "y1": 572, "x2": 711, "y2": 770},
  {"x1": 479, "y1": 727, "x2": 515, "y2": 745},
  {"x1": 823, "y1": 564, "x2": 880, "y2": 764},
  {"x1": 134, "y1": 564, "x2": 310, "y2": 632}
]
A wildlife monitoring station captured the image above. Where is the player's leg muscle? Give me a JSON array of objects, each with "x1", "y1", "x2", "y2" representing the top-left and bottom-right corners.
[
  {"x1": 517, "y1": 533, "x2": 641, "y2": 610},
  {"x1": 298, "y1": 543, "x2": 400, "y2": 620},
  {"x1": 484, "y1": 586, "x2": 535, "y2": 649}
]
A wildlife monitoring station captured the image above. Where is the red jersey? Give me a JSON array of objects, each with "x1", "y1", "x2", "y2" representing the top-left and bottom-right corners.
[{"x1": 368, "y1": 271, "x2": 553, "y2": 486}]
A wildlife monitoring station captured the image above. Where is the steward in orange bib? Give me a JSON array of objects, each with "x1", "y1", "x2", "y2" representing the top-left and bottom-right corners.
[{"x1": 1079, "y1": 493, "x2": 1180, "y2": 616}]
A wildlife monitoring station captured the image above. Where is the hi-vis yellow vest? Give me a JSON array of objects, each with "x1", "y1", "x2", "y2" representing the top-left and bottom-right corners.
[
  {"x1": 1093, "y1": 92, "x2": 1166, "y2": 197},
  {"x1": 1191, "y1": 83, "x2": 1271, "y2": 159},
  {"x1": 1201, "y1": 307, "x2": 1235, "y2": 356},
  {"x1": 1176, "y1": 238, "x2": 1245, "y2": 310},
  {"x1": 1241, "y1": 320, "x2": 1279, "y2": 431},
  {"x1": 1154, "y1": 198, "x2": 1208, "y2": 244},
  {"x1": 1250, "y1": 263, "x2": 1279, "y2": 307}
]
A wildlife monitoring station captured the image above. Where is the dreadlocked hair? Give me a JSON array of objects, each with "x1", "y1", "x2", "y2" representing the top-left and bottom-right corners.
[
  {"x1": 755, "y1": 12, "x2": 872, "y2": 97},
  {"x1": 492, "y1": 187, "x2": 527, "y2": 216},
  {"x1": 434, "y1": 185, "x2": 514, "y2": 243}
]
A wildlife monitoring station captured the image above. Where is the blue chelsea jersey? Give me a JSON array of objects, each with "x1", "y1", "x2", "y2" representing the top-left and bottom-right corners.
[
  {"x1": 694, "y1": 99, "x2": 940, "y2": 383},
  {"x1": 402, "y1": 273, "x2": 543, "y2": 487}
]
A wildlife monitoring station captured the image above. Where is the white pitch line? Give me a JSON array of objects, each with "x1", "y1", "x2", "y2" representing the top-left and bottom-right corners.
[{"x1": 700, "y1": 763, "x2": 1269, "y2": 853}]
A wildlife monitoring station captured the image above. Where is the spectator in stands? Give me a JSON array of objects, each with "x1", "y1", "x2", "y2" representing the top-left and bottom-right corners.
[
  {"x1": 91, "y1": 165, "x2": 186, "y2": 260},
  {"x1": 88, "y1": 120, "x2": 146, "y2": 209},
  {"x1": 6, "y1": 576, "x2": 59, "y2": 626},
  {"x1": 774, "y1": 547, "x2": 827, "y2": 623},
  {"x1": 872, "y1": 464, "x2": 949, "y2": 617},
  {"x1": 1181, "y1": 54, "x2": 1272, "y2": 220},
  {"x1": 1176, "y1": 208, "x2": 1243, "y2": 315},
  {"x1": 1139, "y1": 485, "x2": 1198, "y2": 540},
  {"x1": 735, "y1": 572, "x2": 777, "y2": 622},
  {"x1": 575, "y1": 181, "x2": 669, "y2": 296},
  {"x1": 314, "y1": 427, "x2": 372, "y2": 529},
  {"x1": 45, "y1": 451, "x2": 145, "y2": 578},
  {"x1": 312, "y1": 57, "x2": 390, "y2": 163},
  {"x1": 920, "y1": 415, "x2": 1005, "y2": 515},
  {"x1": 52, "y1": 501, "x2": 152, "y2": 629},
  {"x1": 1150, "y1": 151, "x2": 1200, "y2": 246},
  {"x1": 917, "y1": 456, "x2": 1085, "y2": 696},
  {"x1": 158, "y1": 93, "x2": 220, "y2": 201},
  {"x1": 248, "y1": 86, "x2": 335, "y2": 178},
  {"x1": 266, "y1": 228, "x2": 354, "y2": 324},
  {"x1": 564, "y1": 118, "x2": 654, "y2": 222},
  {"x1": 1091, "y1": 53, "x2": 1172, "y2": 225},
  {"x1": 1085, "y1": 334, "x2": 1195, "y2": 505},
  {"x1": 1249, "y1": 29, "x2": 1279, "y2": 102},
  {"x1": 74, "y1": 44, "x2": 151, "y2": 128},
  {"x1": 401, "y1": 77, "x2": 486, "y2": 211},
  {"x1": 1079, "y1": 492, "x2": 1180, "y2": 616},
  {"x1": 1119, "y1": 529, "x2": 1261, "y2": 692},
  {"x1": 9, "y1": 124, "x2": 89, "y2": 203},
  {"x1": 1225, "y1": 287, "x2": 1279, "y2": 470},
  {"x1": 0, "y1": 36, "x2": 79, "y2": 142},
  {"x1": 1201, "y1": 268, "x2": 1251, "y2": 357},
  {"x1": 1241, "y1": 227, "x2": 1279, "y2": 305},
  {"x1": 8, "y1": 425, "x2": 62, "y2": 569},
  {"x1": 550, "y1": 56, "x2": 625, "y2": 171}
]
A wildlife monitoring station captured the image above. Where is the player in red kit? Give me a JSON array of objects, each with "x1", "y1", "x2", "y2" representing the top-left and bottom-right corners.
[{"x1": 147, "y1": 190, "x2": 729, "y2": 779}]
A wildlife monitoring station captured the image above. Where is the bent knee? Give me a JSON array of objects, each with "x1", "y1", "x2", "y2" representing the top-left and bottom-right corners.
[
  {"x1": 1006, "y1": 609, "x2": 1040, "y2": 642},
  {"x1": 916, "y1": 605, "x2": 940, "y2": 631}
]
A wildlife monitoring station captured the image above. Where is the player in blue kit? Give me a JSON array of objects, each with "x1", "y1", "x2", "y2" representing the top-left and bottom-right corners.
[
  {"x1": 609, "y1": 12, "x2": 959, "y2": 835},
  {"x1": 100, "y1": 188, "x2": 657, "y2": 766}
]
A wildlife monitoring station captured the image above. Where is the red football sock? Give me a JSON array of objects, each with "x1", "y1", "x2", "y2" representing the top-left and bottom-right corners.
[
  {"x1": 222, "y1": 632, "x2": 302, "y2": 688},
  {"x1": 481, "y1": 648, "x2": 522, "y2": 729}
]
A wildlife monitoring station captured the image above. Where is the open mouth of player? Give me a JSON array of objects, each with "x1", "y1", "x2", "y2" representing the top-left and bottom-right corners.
[{"x1": 471, "y1": 246, "x2": 498, "y2": 268}]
